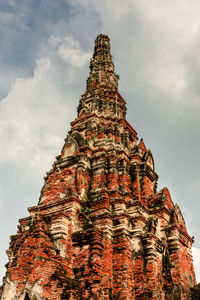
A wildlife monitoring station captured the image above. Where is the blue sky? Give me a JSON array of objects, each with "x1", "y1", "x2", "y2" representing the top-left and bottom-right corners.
[{"x1": 1, "y1": 0, "x2": 200, "y2": 283}]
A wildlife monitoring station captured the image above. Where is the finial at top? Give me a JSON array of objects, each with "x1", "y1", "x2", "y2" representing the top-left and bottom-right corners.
[
  {"x1": 86, "y1": 34, "x2": 119, "y2": 90},
  {"x1": 95, "y1": 34, "x2": 110, "y2": 42},
  {"x1": 94, "y1": 34, "x2": 111, "y2": 55}
]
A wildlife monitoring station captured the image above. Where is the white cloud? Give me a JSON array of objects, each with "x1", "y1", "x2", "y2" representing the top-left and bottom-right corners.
[
  {"x1": 0, "y1": 35, "x2": 90, "y2": 173},
  {"x1": 72, "y1": 0, "x2": 200, "y2": 107},
  {"x1": 193, "y1": 246, "x2": 200, "y2": 283},
  {"x1": 4, "y1": 0, "x2": 15, "y2": 6},
  {"x1": 49, "y1": 35, "x2": 92, "y2": 68},
  {"x1": 68, "y1": 0, "x2": 134, "y2": 20},
  {"x1": 0, "y1": 34, "x2": 91, "y2": 283}
]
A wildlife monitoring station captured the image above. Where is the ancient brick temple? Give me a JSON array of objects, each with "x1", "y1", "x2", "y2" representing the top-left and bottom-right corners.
[{"x1": 1, "y1": 35, "x2": 197, "y2": 299}]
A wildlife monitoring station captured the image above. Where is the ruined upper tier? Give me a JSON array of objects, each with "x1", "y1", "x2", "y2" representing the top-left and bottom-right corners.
[{"x1": 88, "y1": 34, "x2": 117, "y2": 89}]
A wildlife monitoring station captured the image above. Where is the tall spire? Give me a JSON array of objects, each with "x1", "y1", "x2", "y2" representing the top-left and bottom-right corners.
[
  {"x1": 1, "y1": 35, "x2": 196, "y2": 300},
  {"x1": 87, "y1": 34, "x2": 118, "y2": 90},
  {"x1": 77, "y1": 34, "x2": 126, "y2": 121}
]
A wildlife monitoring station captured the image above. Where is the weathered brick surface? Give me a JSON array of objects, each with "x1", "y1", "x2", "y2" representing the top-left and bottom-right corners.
[{"x1": 1, "y1": 34, "x2": 197, "y2": 299}]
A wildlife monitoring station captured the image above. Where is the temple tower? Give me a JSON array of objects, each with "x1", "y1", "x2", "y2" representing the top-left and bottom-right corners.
[{"x1": 1, "y1": 35, "x2": 196, "y2": 300}]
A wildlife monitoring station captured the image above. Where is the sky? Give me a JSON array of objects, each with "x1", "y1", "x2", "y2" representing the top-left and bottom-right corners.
[{"x1": 0, "y1": 0, "x2": 200, "y2": 284}]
